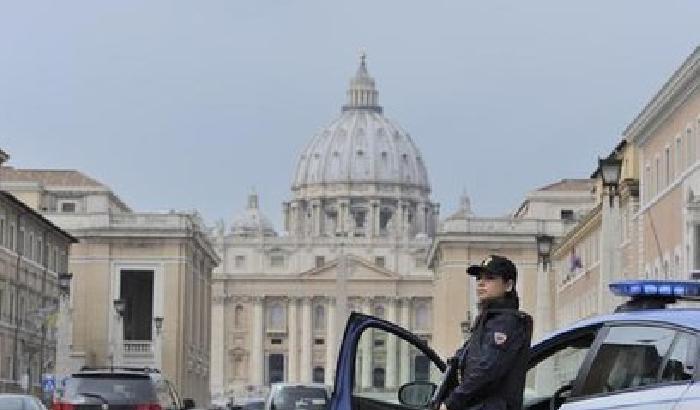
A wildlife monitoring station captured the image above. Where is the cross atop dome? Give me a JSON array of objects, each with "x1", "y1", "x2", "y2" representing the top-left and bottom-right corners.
[{"x1": 343, "y1": 51, "x2": 382, "y2": 113}]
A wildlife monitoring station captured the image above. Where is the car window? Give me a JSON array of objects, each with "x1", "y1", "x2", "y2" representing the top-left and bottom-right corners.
[
  {"x1": 524, "y1": 332, "x2": 596, "y2": 403},
  {"x1": 352, "y1": 328, "x2": 440, "y2": 404},
  {"x1": 660, "y1": 331, "x2": 697, "y2": 383},
  {"x1": 578, "y1": 326, "x2": 676, "y2": 396},
  {"x1": 271, "y1": 386, "x2": 327, "y2": 410},
  {"x1": 63, "y1": 375, "x2": 158, "y2": 404}
]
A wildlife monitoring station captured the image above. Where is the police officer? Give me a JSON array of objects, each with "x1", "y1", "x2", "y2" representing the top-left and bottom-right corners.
[{"x1": 442, "y1": 255, "x2": 533, "y2": 410}]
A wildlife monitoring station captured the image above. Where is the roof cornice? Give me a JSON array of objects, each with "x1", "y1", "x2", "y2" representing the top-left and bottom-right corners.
[{"x1": 625, "y1": 46, "x2": 700, "y2": 146}]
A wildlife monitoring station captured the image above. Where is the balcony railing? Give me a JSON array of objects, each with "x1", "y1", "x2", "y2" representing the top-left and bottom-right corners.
[{"x1": 123, "y1": 340, "x2": 153, "y2": 354}]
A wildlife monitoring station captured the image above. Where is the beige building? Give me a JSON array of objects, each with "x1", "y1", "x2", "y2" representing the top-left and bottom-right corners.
[
  {"x1": 551, "y1": 141, "x2": 640, "y2": 331},
  {"x1": 211, "y1": 56, "x2": 439, "y2": 401},
  {"x1": 0, "y1": 151, "x2": 77, "y2": 394},
  {"x1": 1, "y1": 166, "x2": 219, "y2": 405},
  {"x1": 625, "y1": 46, "x2": 700, "y2": 280},
  {"x1": 428, "y1": 180, "x2": 597, "y2": 354}
]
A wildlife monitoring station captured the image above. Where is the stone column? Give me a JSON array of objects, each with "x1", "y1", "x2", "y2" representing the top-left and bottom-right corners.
[
  {"x1": 209, "y1": 285, "x2": 226, "y2": 398},
  {"x1": 399, "y1": 298, "x2": 411, "y2": 384},
  {"x1": 300, "y1": 297, "x2": 313, "y2": 383},
  {"x1": 250, "y1": 297, "x2": 265, "y2": 386},
  {"x1": 385, "y1": 298, "x2": 398, "y2": 388},
  {"x1": 283, "y1": 202, "x2": 291, "y2": 233},
  {"x1": 287, "y1": 297, "x2": 299, "y2": 382},
  {"x1": 360, "y1": 298, "x2": 373, "y2": 389},
  {"x1": 325, "y1": 298, "x2": 336, "y2": 385},
  {"x1": 397, "y1": 201, "x2": 406, "y2": 238}
]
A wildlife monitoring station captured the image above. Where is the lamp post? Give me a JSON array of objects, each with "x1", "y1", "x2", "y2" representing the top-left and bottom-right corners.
[
  {"x1": 112, "y1": 299, "x2": 126, "y2": 367},
  {"x1": 599, "y1": 157, "x2": 623, "y2": 207},
  {"x1": 536, "y1": 234, "x2": 554, "y2": 271},
  {"x1": 55, "y1": 273, "x2": 73, "y2": 386},
  {"x1": 153, "y1": 316, "x2": 164, "y2": 371}
]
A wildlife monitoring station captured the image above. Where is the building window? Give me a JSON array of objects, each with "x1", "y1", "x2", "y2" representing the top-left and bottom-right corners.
[
  {"x1": 372, "y1": 368, "x2": 386, "y2": 388},
  {"x1": 267, "y1": 303, "x2": 285, "y2": 331},
  {"x1": 270, "y1": 338, "x2": 282, "y2": 345},
  {"x1": 267, "y1": 354, "x2": 284, "y2": 384},
  {"x1": 28, "y1": 233, "x2": 34, "y2": 260},
  {"x1": 315, "y1": 256, "x2": 325, "y2": 268},
  {"x1": 270, "y1": 255, "x2": 284, "y2": 268},
  {"x1": 688, "y1": 127, "x2": 694, "y2": 167},
  {"x1": 560, "y1": 209, "x2": 575, "y2": 221},
  {"x1": 234, "y1": 255, "x2": 246, "y2": 269},
  {"x1": 313, "y1": 305, "x2": 325, "y2": 331},
  {"x1": 665, "y1": 147, "x2": 671, "y2": 185},
  {"x1": 60, "y1": 202, "x2": 77, "y2": 213},
  {"x1": 313, "y1": 367, "x2": 325, "y2": 383},
  {"x1": 374, "y1": 256, "x2": 385, "y2": 268},
  {"x1": 314, "y1": 338, "x2": 325, "y2": 345},
  {"x1": 413, "y1": 355, "x2": 430, "y2": 382},
  {"x1": 8, "y1": 224, "x2": 13, "y2": 251},
  {"x1": 676, "y1": 137, "x2": 683, "y2": 176},
  {"x1": 655, "y1": 157, "x2": 661, "y2": 195},
  {"x1": 415, "y1": 303, "x2": 429, "y2": 330},
  {"x1": 234, "y1": 305, "x2": 245, "y2": 328}
]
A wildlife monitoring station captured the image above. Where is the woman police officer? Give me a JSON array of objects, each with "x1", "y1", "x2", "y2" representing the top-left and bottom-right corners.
[{"x1": 441, "y1": 255, "x2": 533, "y2": 410}]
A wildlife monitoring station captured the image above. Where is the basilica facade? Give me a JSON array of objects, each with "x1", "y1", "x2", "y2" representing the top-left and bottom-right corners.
[{"x1": 210, "y1": 56, "x2": 440, "y2": 399}]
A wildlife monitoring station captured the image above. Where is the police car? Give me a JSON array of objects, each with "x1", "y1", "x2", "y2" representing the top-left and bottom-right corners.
[{"x1": 328, "y1": 280, "x2": 700, "y2": 410}]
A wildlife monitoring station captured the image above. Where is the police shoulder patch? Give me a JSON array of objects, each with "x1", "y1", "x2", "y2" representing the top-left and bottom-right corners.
[{"x1": 494, "y1": 332, "x2": 508, "y2": 345}]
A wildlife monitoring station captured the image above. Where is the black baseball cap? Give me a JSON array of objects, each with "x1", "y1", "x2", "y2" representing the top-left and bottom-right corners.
[{"x1": 467, "y1": 255, "x2": 517, "y2": 282}]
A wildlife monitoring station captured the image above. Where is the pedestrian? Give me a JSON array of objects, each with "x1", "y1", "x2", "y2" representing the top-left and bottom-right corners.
[{"x1": 442, "y1": 255, "x2": 533, "y2": 410}]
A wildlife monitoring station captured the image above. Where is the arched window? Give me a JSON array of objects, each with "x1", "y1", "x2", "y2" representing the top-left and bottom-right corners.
[
  {"x1": 313, "y1": 305, "x2": 325, "y2": 331},
  {"x1": 268, "y1": 303, "x2": 285, "y2": 330},
  {"x1": 415, "y1": 303, "x2": 429, "y2": 330},
  {"x1": 234, "y1": 305, "x2": 245, "y2": 328}
]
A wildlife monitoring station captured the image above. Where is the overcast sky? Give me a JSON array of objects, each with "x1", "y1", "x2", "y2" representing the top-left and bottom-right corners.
[{"x1": 1, "y1": 1, "x2": 699, "y2": 227}]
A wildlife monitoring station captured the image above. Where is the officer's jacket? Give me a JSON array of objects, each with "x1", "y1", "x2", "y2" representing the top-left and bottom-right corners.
[{"x1": 444, "y1": 296, "x2": 533, "y2": 410}]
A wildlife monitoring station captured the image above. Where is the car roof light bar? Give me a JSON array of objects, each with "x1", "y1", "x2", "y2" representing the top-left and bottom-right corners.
[{"x1": 610, "y1": 280, "x2": 700, "y2": 312}]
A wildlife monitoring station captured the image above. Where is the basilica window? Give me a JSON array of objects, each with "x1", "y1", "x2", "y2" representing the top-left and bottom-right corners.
[
  {"x1": 234, "y1": 255, "x2": 246, "y2": 269},
  {"x1": 313, "y1": 305, "x2": 325, "y2": 331},
  {"x1": 234, "y1": 305, "x2": 246, "y2": 328},
  {"x1": 315, "y1": 256, "x2": 325, "y2": 268},
  {"x1": 270, "y1": 255, "x2": 284, "y2": 268},
  {"x1": 267, "y1": 303, "x2": 285, "y2": 331},
  {"x1": 354, "y1": 210, "x2": 366, "y2": 229},
  {"x1": 374, "y1": 256, "x2": 385, "y2": 268},
  {"x1": 313, "y1": 367, "x2": 325, "y2": 383},
  {"x1": 414, "y1": 302, "x2": 430, "y2": 331}
]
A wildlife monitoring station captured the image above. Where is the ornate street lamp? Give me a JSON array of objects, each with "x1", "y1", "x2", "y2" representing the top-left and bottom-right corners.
[
  {"x1": 536, "y1": 234, "x2": 554, "y2": 270},
  {"x1": 113, "y1": 299, "x2": 127, "y2": 318},
  {"x1": 58, "y1": 272, "x2": 73, "y2": 296},
  {"x1": 599, "y1": 157, "x2": 623, "y2": 207},
  {"x1": 154, "y1": 316, "x2": 164, "y2": 334}
]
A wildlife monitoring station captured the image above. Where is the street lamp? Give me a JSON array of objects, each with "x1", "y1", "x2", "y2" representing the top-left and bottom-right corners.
[
  {"x1": 599, "y1": 157, "x2": 623, "y2": 207},
  {"x1": 58, "y1": 272, "x2": 73, "y2": 296},
  {"x1": 113, "y1": 299, "x2": 127, "y2": 318},
  {"x1": 536, "y1": 234, "x2": 554, "y2": 270},
  {"x1": 153, "y1": 316, "x2": 164, "y2": 335}
]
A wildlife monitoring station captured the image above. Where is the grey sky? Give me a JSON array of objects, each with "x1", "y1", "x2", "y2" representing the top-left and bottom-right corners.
[{"x1": 1, "y1": 1, "x2": 699, "y2": 227}]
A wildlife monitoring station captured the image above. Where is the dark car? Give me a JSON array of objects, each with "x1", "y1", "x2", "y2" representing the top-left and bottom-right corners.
[
  {"x1": 329, "y1": 280, "x2": 700, "y2": 410},
  {"x1": 52, "y1": 367, "x2": 196, "y2": 410}
]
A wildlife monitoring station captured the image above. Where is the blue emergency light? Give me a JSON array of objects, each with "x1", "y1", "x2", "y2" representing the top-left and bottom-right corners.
[{"x1": 609, "y1": 280, "x2": 700, "y2": 299}]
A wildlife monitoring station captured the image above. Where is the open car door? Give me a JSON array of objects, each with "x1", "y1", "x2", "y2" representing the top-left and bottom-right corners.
[{"x1": 330, "y1": 312, "x2": 446, "y2": 410}]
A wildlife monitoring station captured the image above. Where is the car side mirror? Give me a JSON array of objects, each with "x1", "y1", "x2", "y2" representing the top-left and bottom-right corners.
[
  {"x1": 398, "y1": 381, "x2": 437, "y2": 408},
  {"x1": 183, "y1": 398, "x2": 196, "y2": 410},
  {"x1": 550, "y1": 383, "x2": 573, "y2": 410}
]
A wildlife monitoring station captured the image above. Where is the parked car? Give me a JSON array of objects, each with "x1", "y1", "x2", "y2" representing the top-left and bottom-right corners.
[
  {"x1": 0, "y1": 394, "x2": 48, "y2": 410},
  {"x1": 238, "y1": 398, "x2": 265, "y2": 410},
  {"x1": 329, "y1": 280, "x2": 700, "y2": 410},
  {"x1": 265, "y1": 383, "x2": 329, "y2": 410},
  {"x1": 52, "y1": 366, "x2": 196, "y2": 410}
]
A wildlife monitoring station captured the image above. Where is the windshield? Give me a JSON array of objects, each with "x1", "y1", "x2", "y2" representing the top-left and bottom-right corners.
[
  {"x1": 272, "y1": 387, "x2": 327, "y2": 410},
  {"x1": 63, "y1": 375, "x2": 158, "y2": 404}
]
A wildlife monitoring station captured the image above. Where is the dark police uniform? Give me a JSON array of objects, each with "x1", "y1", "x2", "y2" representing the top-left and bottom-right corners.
[{"x1": 444, "y1": 256, "x2": 533, "y2": 410}]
